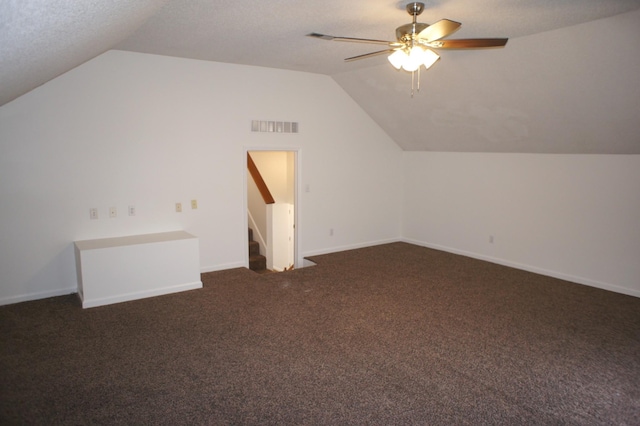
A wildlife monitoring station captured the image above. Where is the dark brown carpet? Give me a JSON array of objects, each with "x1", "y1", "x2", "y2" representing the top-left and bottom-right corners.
[{"x1": 1, "y1": 242, "x2": 639, "y2": 425}]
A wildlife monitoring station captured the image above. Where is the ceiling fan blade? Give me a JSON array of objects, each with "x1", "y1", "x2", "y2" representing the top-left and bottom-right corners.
[
  {"x1": 307, "y1": 33, "x2": 400, "y2": 46},
  {"x1": 344, "y1": 49, "x2": 395, "y2": 62},
  {"x1": 429, "y1": 38, "x2": 508, "y2": 49},
  {"x1": 417, "y1": 19, "x2": 461, "y2": 42}
]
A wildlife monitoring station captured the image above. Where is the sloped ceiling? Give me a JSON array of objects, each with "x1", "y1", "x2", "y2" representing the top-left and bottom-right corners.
[{"x1": 2, "y1": 0, "x2": 640, "y2": 153}]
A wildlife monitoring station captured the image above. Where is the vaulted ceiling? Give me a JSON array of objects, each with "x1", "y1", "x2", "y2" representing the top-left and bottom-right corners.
[{"x1": 2, "y1": 0, "x2": 640, "y2": 153}]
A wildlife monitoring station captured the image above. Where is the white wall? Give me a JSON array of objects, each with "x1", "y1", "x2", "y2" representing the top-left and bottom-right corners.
[
  {"x1": 0, "y1": 50, "x2": 403, "y2": 304},
  {"x1": 3, "y1": 48, "x2": 636, "y2": 306},
  {"x1": 402, "y1": 153, "x2": 640, "y2": 297}
]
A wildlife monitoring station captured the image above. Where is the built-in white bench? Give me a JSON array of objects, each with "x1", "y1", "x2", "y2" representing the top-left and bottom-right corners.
[{"x1": 74, "y1": 231, "x2": 202, "y2": 308}]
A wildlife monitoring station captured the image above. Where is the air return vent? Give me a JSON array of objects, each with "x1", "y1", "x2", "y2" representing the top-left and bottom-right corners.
[{"x1": 251, "y1": 120, "x2": 299, "y2": 133}]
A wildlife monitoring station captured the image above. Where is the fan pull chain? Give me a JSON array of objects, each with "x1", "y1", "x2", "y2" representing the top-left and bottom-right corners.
[
  {"x1": 410, "y1": 68, "x2": 422, "y2": 98},
  {"x1": 411, "y1": 70, "x2": 415, "y2": 97}
]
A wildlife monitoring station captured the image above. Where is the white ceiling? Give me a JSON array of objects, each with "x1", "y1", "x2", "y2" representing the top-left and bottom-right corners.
[{"x1": 2, "y1": 0, "x2": 640, "y2": 153}]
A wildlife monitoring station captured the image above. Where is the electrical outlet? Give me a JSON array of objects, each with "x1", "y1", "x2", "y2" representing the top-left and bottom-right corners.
[
  {"x1": 489, "y1": 235, "x2": 494, "y2": 244},
  {"x1": 191, "y1": 199, "x2": 198, "y2": 209},
  {"x1": 128, "y1": 205, "x2": 136, "y2": 216},
  {"x1": 175, "y1": 202, "x2": 182, "y2": 213},
  {"x1": 89, "y1": 208, "x2": 98, "y2": 220},
  {"x1": 329, "y1": 228, "x2": 334, "y2": 236},
  {"x1": 109, "y1": 207, "x2": 117, "y2": 218}
]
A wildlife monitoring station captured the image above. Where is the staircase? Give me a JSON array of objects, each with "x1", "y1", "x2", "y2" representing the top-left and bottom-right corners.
[{"x1": 248, "y1": 228, "x2": 269, "y2": 273}]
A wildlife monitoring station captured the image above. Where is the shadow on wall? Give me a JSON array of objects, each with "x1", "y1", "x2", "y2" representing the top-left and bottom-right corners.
[{"x1": 21, "y1": 244, "x2": 77, "y2": 304}]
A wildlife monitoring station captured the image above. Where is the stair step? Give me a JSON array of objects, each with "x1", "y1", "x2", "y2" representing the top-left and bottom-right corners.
[
  {"x1": 249, "y1": 240, "x2": 260, "y2": 256},
  {"x1": 249, "y1": 254, "x2": 267, "y2": 272}
]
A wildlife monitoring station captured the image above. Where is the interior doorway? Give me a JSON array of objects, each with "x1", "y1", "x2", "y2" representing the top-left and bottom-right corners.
[{"x1": 246, "y1": 150, "x2": 297, "y2": 273}]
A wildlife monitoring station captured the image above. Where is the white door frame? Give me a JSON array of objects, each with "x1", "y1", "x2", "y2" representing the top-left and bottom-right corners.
[{"x1": 243, "y1": 147, "x2": 301, "y2": 270}]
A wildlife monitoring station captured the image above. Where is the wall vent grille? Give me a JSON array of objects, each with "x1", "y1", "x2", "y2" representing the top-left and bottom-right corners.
[{"x1": 251, "y1": 120, "x2": 298, "y2": 133}]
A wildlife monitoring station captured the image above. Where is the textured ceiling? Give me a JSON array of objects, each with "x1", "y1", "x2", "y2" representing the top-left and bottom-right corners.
[{"x1": 2, "y1": 0, "x2": 640, "y2": 153}]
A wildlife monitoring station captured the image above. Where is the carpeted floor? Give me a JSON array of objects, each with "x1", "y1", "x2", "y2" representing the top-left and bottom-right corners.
[{"x1": 1, "y1": 242, "x2": 639, "y2": 425}]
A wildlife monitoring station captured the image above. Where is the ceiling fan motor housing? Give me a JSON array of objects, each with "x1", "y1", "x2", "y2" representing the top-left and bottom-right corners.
[
  {"x1": 396, "y1": 23, "x2": 429, "y2": 42},
  {"x1": 406, "y1": 2, "x2": 425, "y2": 17},
  {"x1": 398, "y1": 3, "x2": 428, "y2": 43}
]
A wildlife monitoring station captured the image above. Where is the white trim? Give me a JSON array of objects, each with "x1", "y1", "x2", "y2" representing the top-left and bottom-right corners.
[
  {"x1": 200, "y1": 261, "x2": 246, "y2": 273},
  {"x1": 303, "y1": 238, "x2": 401, "y2": 258},
  {"x1": 0, "y1": 287, "x2": 77, "y2": 306},
  {"x1": 402, "y1": 238, "x2": 640, "y2": 298},
  {"x1": 243, "y1": 147, "x2": 301, "y2": 269},
  {"x1": 242, "y1": 149, "x2": 249, "y2": 268}
]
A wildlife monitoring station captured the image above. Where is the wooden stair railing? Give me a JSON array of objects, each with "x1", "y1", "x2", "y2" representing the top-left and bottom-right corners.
[{"x1": 247, "y1": 153, "x2": 275, "y2": 205}]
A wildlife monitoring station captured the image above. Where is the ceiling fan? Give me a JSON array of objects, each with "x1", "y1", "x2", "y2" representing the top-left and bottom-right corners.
[{"x1": 308, "y1": 2, "x2": 508, "y2": 95}]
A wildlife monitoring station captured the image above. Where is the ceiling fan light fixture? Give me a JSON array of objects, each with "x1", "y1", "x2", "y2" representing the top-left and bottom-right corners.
[
  {"x1": 401, "y1": 46, "x2": 424, "y2": 72},
  {"x1": 422, "y1": 48, "x2": 440, "y2": 69},
  {"x1": 388, "y1": 49, "x2": 408, "y2": 69},
  {"x1": 389, "y1": 46, "x2": 438, "y2": 72}
]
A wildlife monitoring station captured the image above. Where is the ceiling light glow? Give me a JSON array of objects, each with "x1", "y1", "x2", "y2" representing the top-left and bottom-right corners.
[{"x1": 388, "y1": 46, "x2": 439, "y2": 72}]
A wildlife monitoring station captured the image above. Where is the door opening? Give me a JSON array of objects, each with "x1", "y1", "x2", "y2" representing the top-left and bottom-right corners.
[{"x1": 246, "y1": 150, "x2": 296, "y2": 273}]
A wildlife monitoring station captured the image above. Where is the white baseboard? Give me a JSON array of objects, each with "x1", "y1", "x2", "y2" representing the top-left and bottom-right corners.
[
  {"x1": 200, "y1": 261, "x2": 247, "y2": 273},
  {"x1": 6, "y1": 238, "x2": 634, "y2": 306},
  {"x1": 0, "y1": 287, "x2": 78, "y2": 307},
  {"x1": 402, "y1": 238, "x2": 640, "y2": 298},
  {"x1": 302, "y1": 238, "x2": 402, "y2": 258}
]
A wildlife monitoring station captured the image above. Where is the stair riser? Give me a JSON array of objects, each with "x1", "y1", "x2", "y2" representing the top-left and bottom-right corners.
[
  {"x1": 249, "y1": 257, "x2": 266, "y2": 271},
  {"x1": 249, "y1": 241, "x2": 260, "y2": 256}
]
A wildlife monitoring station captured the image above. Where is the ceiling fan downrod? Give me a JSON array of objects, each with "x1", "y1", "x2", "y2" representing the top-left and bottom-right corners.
[
  {"x1": 407, "y1": 2, "x2": 424, "y2": 38},
  {"x1": 406, "y1": 2, "x2": 425, "y2": 19}
]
